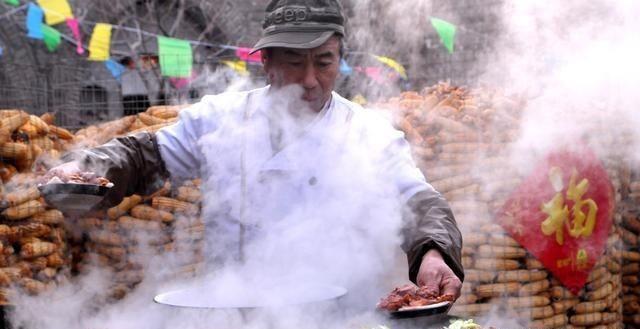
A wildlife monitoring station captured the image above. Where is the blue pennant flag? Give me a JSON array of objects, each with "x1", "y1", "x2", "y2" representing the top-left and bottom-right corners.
[
  {"x1": 105, "y1": 59, "x2": 126, "y2": 82},
  {"x1": 26, "y1": 3, "x2": 44, "y2": 39},
  {"x1": 339, "y1": 58, "x2": 352, "y2": 75}
]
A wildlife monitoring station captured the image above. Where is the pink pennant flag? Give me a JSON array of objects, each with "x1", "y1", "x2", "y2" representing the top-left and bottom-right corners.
[
  {"x1": 235, "y1": 47, "x2": 262, "y2": 63},
  {"x1": 66, "y1": 18, "x2": 83, "y2": 54},
  {"x1": 169, "y1": 71, "x2": 197, "y2": 89},
  {"x1": 169, "y1": 77, "x2": 190, "y2": 90},
  {"x1": 355, "y1": 66, "x2": 385, "y2": 83}
]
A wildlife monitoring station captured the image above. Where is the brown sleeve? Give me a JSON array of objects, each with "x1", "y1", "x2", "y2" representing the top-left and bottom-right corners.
[
  {"x1": 61, "y1": 132, "x2": 168, "y2": 208},
  {"x1": 401, "y1": 189, "x2": 464, "y2": 284}
]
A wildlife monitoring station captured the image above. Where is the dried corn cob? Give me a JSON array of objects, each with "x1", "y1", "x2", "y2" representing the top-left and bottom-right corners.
[
  {"x1": 455, "y1": 294, "x2": 478, "y2": 305},
  {"x1": 574, "y1": 299, "x2": 609, "y2": 314},
  {"x1": 151, "y1": 197, "x2": 198, "y2": 215},
  {"x1": 519, "y1": 279, "x2": 550, "y2": 296},
  {"x1": 142, "y1": 181, "x2": 172, "y2": 201},
  {"x1": 0, "y1": 270, "x2": 11, "y2": 286},
  {"x1": 20, "y1": 241, "x2": 57, "y2": 258},
  {"x1": 129, "y1": 122, "x2": 173, "y2": 134},
  {"x1": 464, "y1": 270, "x2": 495, "y2": 282},
  {"x1": 137, "y1": 112, "x2": 174, "y2": 126},
  {"x1": 118, "y1": 216, "x2": 163, "y2": 231},
  {"x1": 14, "y1": 223, "x2": 51, "y2": 238},
  {"x1": 529, "y1": 314, "x2": 568, "y2": 329},
  {"x1": 475, "y1": 282, "x2": 521, "y2": 298},
  {"x1": 0, "y1": 111, "x2": 29, "y2": 131},
  {"x1": 2, "y1": 200, "x2": 45, "y2": 220},
  {"x1": 29, "y1": 136, "x2": 54, "y2": 151},
  {"x1": 517, "y1": 305, "x2": 554, "y2": 320},
  {"x1": 498, "y1": 296, "x2": 551, "y2": 309},
  {"x1": 130, "y1": 205, "x2": 173, "y2": 223},
  {"x1": 0, "y1": 109, "x2": 21, "y2": 118},
  {"x1": 552, "y1": 298, "x2": 580, "y2": 314},
  {"x1": 31, "y1": 209, "x2": 64, "y2": 225},
  {"x1": 89, "y1": 231, "x2": 125, "y2": 246},
  {"x1": 449, "y1": 303, "x2": 493, "y2": 316},
  {"x1": 430, "y1": 174, "x2": 475, "y2": 193},
  {"x1": 113, "y1": 270, "x2": 144, "y2": 284},
  {"x1": 570, "y1": 312, "x2": 603, "y2": 326},
  {"x1": 622, "y1": 251, "x2": 640, "y2": 262},
  {"x1": 46, "y1": 253, "x2": 65, "y2": 268},
  {"x1": 488, "y1": 234, "x2": 520, "y2": 246},
  {"x1": 29, "y1": 257, "x2": 48, "y2": 271},
  {"x1": 622, "y1": 275, "x2": 638, "y2": 285},
  {"x1": 48, "y1": 125, "x2": 73, "y2": 140},
  {"x1": 550, "y1": 285, "x2": 574, "y2": 300},
  {"x1": 146, "y1": 105, "x2": 185, "y2": 119},
  {"x1": 474, "y1": 258, "x2": 520, "y2": 271},
  {"x1": 36, "y1": 267, "x2": 57, "y2": 281},
  {"x1": 621, "y1": 262, "x2": 638, "y2": 274},
  {"x1": 4, "y1": 186, "x2": 40, "y2": 206},
  {"x1": 39, "y1": 112, "x2": 55, "y2": 125},
  {"x1": 588, "y1": 272, "x2": 613, "y2": 291},
  {"x1": 495, "y1": 270, "x2": 547, "y2": 283},
  {"x1": 176, "y1": 186, "x2": 202, "y2": 203},
  {"x1": 93, "y1": 245, "x2": 126, "y2": 261},
  {"x1": 477, "y1": 245, "x2": 526, "y2": 259},
  {"x1": 19, "y1": 278, "x2": 47, "y2": 295},
  {"x1": 586, "y1": 283, "x2": 613, "y2": 301},
  {"x1": 0, "y1": 142, "x2": 29, "y2": 159},
  {"x1": 107, "y1": 195, "x2": 142, "y2": 219}
]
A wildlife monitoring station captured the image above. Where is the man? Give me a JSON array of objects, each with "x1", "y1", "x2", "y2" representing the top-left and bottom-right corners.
[{"x1": 55, "y1": 0, "x2": 463, "y2": 300}]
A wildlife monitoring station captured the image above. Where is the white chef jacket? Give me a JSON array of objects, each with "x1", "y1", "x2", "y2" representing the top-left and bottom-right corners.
[{"x1": 156, "y1": 86, "x2": 435, "y2": 259}]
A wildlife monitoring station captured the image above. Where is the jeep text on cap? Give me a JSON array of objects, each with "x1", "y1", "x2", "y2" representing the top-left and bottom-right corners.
[{"x1": 262, "y1": 0, "x2": 345, "y2": 30}]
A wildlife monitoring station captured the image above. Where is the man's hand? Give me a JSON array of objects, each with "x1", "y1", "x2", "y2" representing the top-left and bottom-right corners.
[
  {"x1": 49, "y1": 160, "x2": 82, "y2": 175},
  {"x1": 416, "y1": 249, "x2": 462, "y2": 299}
]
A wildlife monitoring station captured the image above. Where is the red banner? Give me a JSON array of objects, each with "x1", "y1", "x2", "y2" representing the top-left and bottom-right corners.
[{"x1": 496, "y1": 145, "x2": 614, "y2": 294}]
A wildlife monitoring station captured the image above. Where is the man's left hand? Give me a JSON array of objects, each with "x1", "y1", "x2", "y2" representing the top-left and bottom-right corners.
[{"x1": 416, "y1": 249, "x2": 462, "y2": 299}]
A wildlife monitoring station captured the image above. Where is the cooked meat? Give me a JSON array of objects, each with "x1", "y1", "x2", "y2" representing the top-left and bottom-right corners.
[
  {"x1": 40, "y1": 170, "x2": 113, "y2": 187},
  {"x1": 377, "y1": 284, "x2": 454, "y2": 311}
]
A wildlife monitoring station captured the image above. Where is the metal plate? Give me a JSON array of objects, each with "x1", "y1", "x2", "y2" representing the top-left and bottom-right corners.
[
  {"x1": 154, "y1": 282, "x2": 348, "y2": 309},
  {"x1": 389, "y1": 301, "x2": 452, "y2": 319},
  {"x1": 38, "y1": 183, "x2": 110, "y2": 215}
]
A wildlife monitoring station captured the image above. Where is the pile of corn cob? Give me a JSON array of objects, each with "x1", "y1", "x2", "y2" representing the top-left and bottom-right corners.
[
  {"x1": 0, "y1": 110, "x2": 73, "y2": 177},
  {"x1": 621, "y1": 175, "x2": 640, "y2": 327},
  {"x1": 0, "y1": 110, "x2": 74, "y2": 303},
  {"x1": 378, "y1": 82, "x2": 624, "y2": 328},
  {"x1": 70, "y1": 179, "x2": 205, "y2": 303},
  {"x1": 0, "y1": 174, "x2": 70, "y2": 304},
  {"x1": 0, "y1": 105, "x2": 194, "y2": 305},
  {"x1": 74, "y1": 105, "x2": 187, "y2": 148}
]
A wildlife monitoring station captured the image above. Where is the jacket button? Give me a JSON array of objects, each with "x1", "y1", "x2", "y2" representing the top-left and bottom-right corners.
[{"x1": 308, "y1": 176, "x2": 317, "y2": 186}]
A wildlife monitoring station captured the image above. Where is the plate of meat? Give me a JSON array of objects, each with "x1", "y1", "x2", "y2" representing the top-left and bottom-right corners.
[
  {"x1": 377, "y1": 284, "x2": 454, "y2": 319},
  {"x1": 38, "y1": 170, "x2": 113, "y2": 214}
]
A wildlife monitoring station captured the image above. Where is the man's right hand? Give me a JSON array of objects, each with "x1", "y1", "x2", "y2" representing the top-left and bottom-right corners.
[{"x1": 48, "y1": 160, "x2": 82, "y2": 175}]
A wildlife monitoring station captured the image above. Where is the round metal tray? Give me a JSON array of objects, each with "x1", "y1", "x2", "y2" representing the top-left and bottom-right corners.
[
  {"x1": 38, "y1": 183, "x2": 111, "y2": 215},
  {"x1": 154, "y1": 282, "x2": 347, "y2": 309}
]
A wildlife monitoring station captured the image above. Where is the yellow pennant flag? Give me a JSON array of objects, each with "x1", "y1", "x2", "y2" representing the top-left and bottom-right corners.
[
  {"x1": 88, "y1": 23, "x2": 112, "y2": 61},
  {"x1": 37, "y1": 0, "x2": 73, "y2": 25},
  {"x1": 374, "y1": 55, "x2": 408, "y2": 80},
  {"x1": 221, "y1": 60, "x2": 248, "y2": 76}
]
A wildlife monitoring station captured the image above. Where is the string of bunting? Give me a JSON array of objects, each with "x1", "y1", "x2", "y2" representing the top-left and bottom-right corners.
[{"x1": 1, "y1": 1, "x2": 458, "y2": 83}]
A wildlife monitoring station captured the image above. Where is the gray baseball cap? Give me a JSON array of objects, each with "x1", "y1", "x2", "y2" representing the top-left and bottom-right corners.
[{"x1": 250, "y1": 0, "x2": 346, "y2": 54}]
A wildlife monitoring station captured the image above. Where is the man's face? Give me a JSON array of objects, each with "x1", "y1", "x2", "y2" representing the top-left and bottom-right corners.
[{"x1": 262, "y1": 36, "x2": 341, "y2": 113}]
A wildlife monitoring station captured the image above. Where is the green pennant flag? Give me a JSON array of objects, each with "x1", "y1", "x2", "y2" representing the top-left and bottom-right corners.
[
  {"x1": 157, "y1": 36, "x2": 192, "y2": 77},
  {"x1": 430, "y1": 17, "x2": 456, "y2": 54},
  {"x1": 41, "y1": 23, "x2": 61, "y2": 52},
  {"x1": 4, "y1": 0, "x2": 19, "y2": 6}
]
